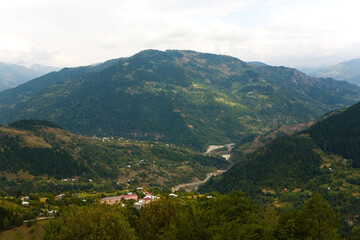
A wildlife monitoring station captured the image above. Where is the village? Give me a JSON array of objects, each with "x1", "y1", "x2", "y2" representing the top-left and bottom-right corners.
[
  {"x1": 99, "y1": 189, "x2": 161, "y2": 209},
  {"x1": 7, "y1": 186, "x2": 182, "y2": 221}
]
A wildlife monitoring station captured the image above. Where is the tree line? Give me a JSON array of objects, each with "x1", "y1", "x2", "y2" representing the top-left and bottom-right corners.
[{"x1": 43, "y1": 191, "x2": 341, "y2": 240}]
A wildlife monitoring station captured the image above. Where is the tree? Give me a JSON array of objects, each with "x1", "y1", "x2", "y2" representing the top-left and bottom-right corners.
[
  {"x1": 43, "y1": 205, "x2": 137, "y2": 240},
  {"x1": 137, "y1": 198, "x2": 180, "y2": 240},
  {"x1": 295, "y1": 194, "x2": 340, "y2": 240}
]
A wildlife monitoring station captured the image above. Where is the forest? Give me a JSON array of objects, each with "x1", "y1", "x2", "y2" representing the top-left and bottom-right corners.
[{"x1": 41, "y1": 191, "x2": 342, "y2": 240}]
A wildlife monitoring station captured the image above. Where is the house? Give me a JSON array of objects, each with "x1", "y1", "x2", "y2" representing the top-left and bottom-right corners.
[
  {"x1": 100, "y1": 194, "x2": 138, "y2": 205},
  {"x1": 121, "y1": 194, "x2": 138, "y2": 201},
  {"x1": 142, "y1": 197, "x2": 152, "y2": 204},
  {"x1": 21, "y1": 196, "x2": 30, "y2": 201},
  {"x1": 100, "y1": 196, "x2": 124, "y2": 205},
  {"x1": 144, "y1": 192, "x2": 153, "y2": 197},
  {"x1": 134, "y1": 200, "x2": 144, "y2": 210},
  {"x1": 134, "y1": 194, "x2": 159, "y2": 209},
  {"x1": 22, "y1": 201, "x2": 29, "y2": 205},
  {"x1": 55, "y1": 194, "x2": 65, "y2": 200},
  {"x1": 48, "y1": 210, "x2": 57, "y2": 217}
]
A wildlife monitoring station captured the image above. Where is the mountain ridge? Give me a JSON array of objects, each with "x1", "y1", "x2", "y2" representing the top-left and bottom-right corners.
[
  {"x1": 200, "y1": 100, "x2": 360, "y2": 194},
  {"x1": 308, "y1": 58, "x2": 360, "y2": 86},
  {"x1": 0, "y1": 49, "x2": 359, "y2": 149},
  {"x1": 0, "y1": 62, "x2": 59, "y2": 92}
]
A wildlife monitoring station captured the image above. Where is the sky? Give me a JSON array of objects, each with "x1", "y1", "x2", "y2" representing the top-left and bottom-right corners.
[{"x1": 1, "y1": 0, "x2": 360, "y2": 69}]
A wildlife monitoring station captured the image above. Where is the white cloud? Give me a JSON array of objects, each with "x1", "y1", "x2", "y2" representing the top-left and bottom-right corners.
[{"x1": 0, "y1": 0, "x2": 359, "y2": 68}]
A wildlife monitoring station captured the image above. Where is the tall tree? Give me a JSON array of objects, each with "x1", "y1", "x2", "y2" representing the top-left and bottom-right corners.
[{"x1": 295, "y1": 194, "x2": 340, "y2": 240}]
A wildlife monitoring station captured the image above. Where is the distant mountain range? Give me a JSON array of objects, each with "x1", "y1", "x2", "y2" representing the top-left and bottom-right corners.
[
  {"x1": 0, "y1": 50, "x2": 359, "y2": 150},
  {"x1": 304, "y1": 58, "x2": 360, "y2": 86},
  {"x1": 0, "y1": 62, "x2": 59, "y2": 92}
]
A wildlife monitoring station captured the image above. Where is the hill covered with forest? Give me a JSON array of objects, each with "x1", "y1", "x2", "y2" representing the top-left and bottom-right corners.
[
  {"x1": 201, "y1": 101, "x2": 360, "y2": 194},
  {"x1": 0, "y1": 50, "x2": 359, "y2": 150},
  {"x1": 200, "y1": 100, "x2": 360, "y2": 235},
  {"x1": 0, "y1": 119, "x2": 228, "y2": 195}
]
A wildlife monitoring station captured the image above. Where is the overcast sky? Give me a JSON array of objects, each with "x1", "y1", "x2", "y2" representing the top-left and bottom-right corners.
[{"x1": 1, "y1": 0, "x2": 360, "y2": 69}]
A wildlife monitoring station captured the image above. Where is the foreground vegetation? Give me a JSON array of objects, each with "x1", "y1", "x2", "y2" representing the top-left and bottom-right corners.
[{"x1": 40, "y1": 191, "x2": 341, "y2": 240}]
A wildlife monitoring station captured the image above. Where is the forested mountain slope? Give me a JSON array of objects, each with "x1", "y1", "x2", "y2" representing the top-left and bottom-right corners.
[
  {"x1": 201, "y1": 101, "x2": 360, "y2": 193},
  {"x1": 0, "y1": 50, "x2": 359, "y2": 149},
  {"x1": 0, "y1": 119, "x2": 227, "y2": 195},
  {"x1": 200, "y1": 101, "x2": 360, "y2": 235}
]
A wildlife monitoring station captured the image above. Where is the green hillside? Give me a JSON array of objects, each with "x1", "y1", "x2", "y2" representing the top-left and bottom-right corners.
[
  {"x1": 200, "y1": 101, "x2": 360, "y2": 194},
  {"x1": 202, "y1": 135, "x2": 322, "y2": 195},
  {"x1": 0, "y1": 119, "x2": 228, "y2": 195},
  {"x1": 0, "y1": 58, "x2": 120, "y2": 108},
  {"x1": 200, "y1": 101, "x2": 360, "y2": 236},
  {"x1": 0, "y1": 50, "x2": 359, "y2": 150}
]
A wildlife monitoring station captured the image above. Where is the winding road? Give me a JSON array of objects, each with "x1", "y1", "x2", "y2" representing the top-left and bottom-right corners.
[{"x1": 171, "y1": 170, "x2": 226, "y2": 192}]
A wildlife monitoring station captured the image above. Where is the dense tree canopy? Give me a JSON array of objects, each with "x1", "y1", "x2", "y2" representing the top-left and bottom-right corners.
[
  {"x1": 43, "y1": 205, "x2": 137, "y2": 240},
  {"x1": 42, "y1": 192, "x2": 341, "y2": 240}
]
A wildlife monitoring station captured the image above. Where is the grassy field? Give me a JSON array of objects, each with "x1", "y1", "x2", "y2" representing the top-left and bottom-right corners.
[{"x1": 0, "y1": 220, "x2": 47, "y2": 240}]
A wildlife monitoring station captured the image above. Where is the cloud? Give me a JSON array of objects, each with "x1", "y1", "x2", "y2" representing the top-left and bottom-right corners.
[
  {"x1": 0, "y1": 48, "x2": 62, "y2": 67},
  {"x1": 0, "y1": 0, "x2": 360, "y2": 68}
]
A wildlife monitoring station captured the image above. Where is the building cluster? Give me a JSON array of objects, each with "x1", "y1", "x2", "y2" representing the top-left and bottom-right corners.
[
  {"x1": 134, "y1": 192, "x2": 159, "y2": 209},
  {"x1": 100, "y1": 191, "x2": 159, "y2": 209},
  {"x1": 100, "y1": 193, "x2": 139, "y2": 205}
]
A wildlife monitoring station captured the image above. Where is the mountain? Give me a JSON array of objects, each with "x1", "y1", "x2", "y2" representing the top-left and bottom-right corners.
[
  {"x1": 247, "y1": 61, "x2": 268, "y2": 66},
  {"x1": 309, "y1": 58, "x2": 360, "y2": 86},
  {"x1": 0, "y1": 50, "x2": 360, "y2": 150},
  {"x1": 200, "y1": 101, "x2": 360, "y2": 194},
  {"x1": 200, "y1": 100, "x2": 360, "y2": 235},
  {"x1": 0, "y1": 59, "x2": 118, "y2": 109},
  {"x1": 0, "y1": 62, "x2": 59, "y2": 92},
  {"x1": 0, "y1": 119, "x2": 228, "y2": 195}
]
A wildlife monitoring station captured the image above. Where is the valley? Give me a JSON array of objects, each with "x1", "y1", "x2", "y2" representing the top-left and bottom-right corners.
[
  {"x1": 0, "y1": 119, "x2": 229, "y2": 195},
  {"x1": 171, "y1": 170, "x2": 226, "y2": 192},
  {"x1": 1, "y1": 50, "x2": 360, "y2": 239},
  {"x1": 205, "y1": 143, "x2": 235, "y2": 160},
  {"x1": 200, "y1": 100, "x2": 360, "y2": 237},
  {"x1": 2, "y1": 0, "x2": 360, "y2": 237}
]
